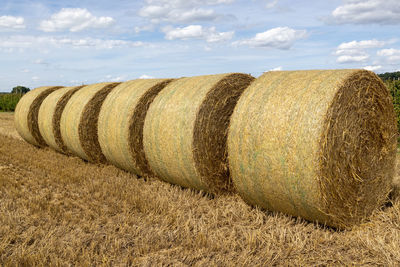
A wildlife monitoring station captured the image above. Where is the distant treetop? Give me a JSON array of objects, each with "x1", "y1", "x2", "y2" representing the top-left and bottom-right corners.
[
  {"x1": 378, "y1": 71, "x2": 400, "y2": 81},
  {"x1": 12, "y1": 86, "x2": 30, "y2": 94}
]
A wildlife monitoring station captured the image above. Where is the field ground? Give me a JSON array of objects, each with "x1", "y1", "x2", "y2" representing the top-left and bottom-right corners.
[{"x1": 1, "y1": 112, "x2": 400, "y2": 265}]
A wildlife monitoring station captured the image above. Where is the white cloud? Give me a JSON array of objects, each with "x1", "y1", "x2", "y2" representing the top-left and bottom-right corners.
[
  {"x1": 337, "y1": 55, "x2": 369, "y2": 63},
  {"x1": 265, "y1": 0, "x2": 278, "y2": 9},
  {"x1": 39, "y1": 8, "x2": 114, "y2": 32},
  {"x1": 163, "y1": 25, "x2": 234, "y2": 43},
  {"x1": 102, "y1": 75, "x2": 125, "y2": 82},
  {"x1": 330, "y1": 0, "x2": 400, "y2": 24},
  {"x1": 337, "y1": 39, "x2": 386, "y2": 50},
  {"x1": 377, "y1": 48, "x2": 400, "y2": 57},
  {"x1": 0, "y1": 16, "x2": 25, "y2": 30},
  {"x1": 0, "y1": 35, "x2": 146, "y2": 50},
  {"x1": 377, "y1": 48, "x2": 400, "y2": 62},
  {"x1": 363, "y1": 65, "x2": 382, "y2": 71},
  {"x1": 134, "y1": 24, "x2": 155, "y2": 33},
  {"x1": 139, "y1": 74, "x2": 154, "y2": 79},
  {"x1": 234, "y1": 27, "x2": 307, "y2": 49},
  {"x1": 33, "y1": 59, "x2": 49, "y2": 66},
  {"x1": 32, "y1": 76, "x2": 39, "y2": 81},
  {"x1": 138, "y1": 0, "x2": 234, "y2": 23},
  {"x1": 269, "y1": 66, "x2": 282, "y2": 71},
  {"x1": 335, "y1": 39, "x2": 387, "y2": 64}
]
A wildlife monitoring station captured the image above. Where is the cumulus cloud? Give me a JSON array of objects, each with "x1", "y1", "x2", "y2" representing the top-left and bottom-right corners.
[
  {"x1": 330, "y1": 0, "x2": 400, "y2": 24},
  {"x1": 363, "y1": 65, "x2": 382, "y2": 71},
  {"x1": 269, "y1": 66, "x2": 282, "y2": 71},
  {"x1": 139, "y1": 0, "x2": 234, "y2": 23},
  {"x1": 0, "y1": 35, "x2": 146, "y2": 50},
  {"x1": 377, "y1": 48, "x2": 400, "y2": 62},
  {"x1": 39, "y1": 8, "x2": 114, "y2": 32},
  {"x1": 337, "y1": 55, "x2": 369, "y2": 63},
  {"x1": 234, "y1": 27, "x2": 307, "y2": 49},
  {"x1": 0, "y1": 16, "x2": 25, "y2": 30},
  {"x1": 163, "y1": 25, "x2": 234, "y2": 43},
  {"x1": 265, "y1": 0, "x2": 278, "y2": 9},
  {"x1": 337, "y1": 39, "x2": 386, "y2": 50},
  {"x1": 335, "y1": 39, "x2": 386, "y2": 64},
  {"x1": 139, "y1": 74, "x2": 155, "y2": 79},
  {"x1": 101, "y1": 75, "x2": 126, "y2": 82}
]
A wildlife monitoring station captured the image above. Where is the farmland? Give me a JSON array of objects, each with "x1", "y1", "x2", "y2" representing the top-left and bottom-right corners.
[{"x1": 1, "y1": 112, "x2": 400, "y2": 265}]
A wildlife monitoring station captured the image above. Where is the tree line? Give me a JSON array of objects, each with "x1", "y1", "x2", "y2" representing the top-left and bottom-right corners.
[{"x1": 0, "y1": 86, "x2": 30, "y2": 112}]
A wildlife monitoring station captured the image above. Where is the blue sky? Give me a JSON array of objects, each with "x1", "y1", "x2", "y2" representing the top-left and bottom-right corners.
[{"x1": 0, "y1": 0, "x2": 400, "y2": 92}]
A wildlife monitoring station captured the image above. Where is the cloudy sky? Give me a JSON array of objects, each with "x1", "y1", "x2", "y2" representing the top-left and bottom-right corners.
[{"x1": 0, "y1": 0, "x2": 399, "y2": 92}]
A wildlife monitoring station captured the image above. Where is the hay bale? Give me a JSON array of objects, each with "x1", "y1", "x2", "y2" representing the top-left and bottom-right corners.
[
  {"x1": 38, "y1": 86, "x2": 84, "y2": 153},
  {"x1": 98, "y1": 79, "x2": 173, "y2": 177},
  {"x1": 143, "y1": 73, "x2": 254, "y2": 193},
  {"x1": 60, "y1": 82, "x2": 120, "y2": 162},
  {"x1": 14, "y1": 86, "x2": 63, "y2": 147},
  {"x1": 228, "y1": 69, "x2": 397, "y2": 228}
]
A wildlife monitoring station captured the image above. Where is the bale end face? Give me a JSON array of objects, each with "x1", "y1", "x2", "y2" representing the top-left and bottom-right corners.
[
  {"x1": 193, "y1": 73, "x2": 255, "y2": 193},
  {"x1": 52, "y1": 86, "x2": 85, "y2": 154},
  {"x1": 319, "y1": 70, "x2": 397, "y2": 228},
  {"x1": 79, "y1": 82, "x2": 121, "y2": 163},
  {"x1": 15, "y1": 86, "x2": 63, "y2": 147},
  {"x1": 128, "y1": 79, "x2": 174, "y2": 177},
  {"x1": 228, "y1": 69, "x2": 397, "y2": 229},
  {"x1": 144, "y1": 73, "x2": 254, "y2": 194}
]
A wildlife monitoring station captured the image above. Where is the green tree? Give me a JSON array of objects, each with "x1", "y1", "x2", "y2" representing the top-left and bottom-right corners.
[
  {"x1": 0, "y1": 93, "x2": 22, "y2": 111},
  {"x1": 385, "y1": 80, "x2": 400, "y2": 141},
  {"x1": 379, "y1": 71, "x2": 400, "y2": 81},
  {"x1": 11, "y1": 86, "x2": 30, "y2": 94}
]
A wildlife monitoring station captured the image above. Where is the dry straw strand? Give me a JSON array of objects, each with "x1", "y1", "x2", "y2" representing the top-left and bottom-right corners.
[
  {"x1": 14, "y1": 86, "x2": 63, "y2": 147},
  {"x1": 38, "y1": 86, "x2": 84, "y2": 153},
  {"x1": 60, "y1": 82, "x2": 120, "y2": 162},
  {"x1": 98, "y1": 79, "x2": 173, "y2": 177},
  {"x1": 228, "y1": 69, "x2": 397, "y2": 229},
  {"x1": 143, "y1": 73, "x2": 254, "y2": 193}
]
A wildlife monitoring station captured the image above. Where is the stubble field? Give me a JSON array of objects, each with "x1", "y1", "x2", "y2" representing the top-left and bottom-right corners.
[{"x1": 0, "y1": 112, "x2": 400, "y2": 265}]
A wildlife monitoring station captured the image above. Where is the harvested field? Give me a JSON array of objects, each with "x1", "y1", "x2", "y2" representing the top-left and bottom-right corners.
[
  {"x1": 0, "y1": 112, "x2": 21, "y2": 140},
  {"x1": 1, "y1": 112, "x2": 400, "y2": 265}
]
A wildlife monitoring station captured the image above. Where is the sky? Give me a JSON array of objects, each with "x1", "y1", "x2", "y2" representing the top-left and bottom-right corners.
[{"x1": 0, "y1": 0, "x2": 400, "y2": 92}]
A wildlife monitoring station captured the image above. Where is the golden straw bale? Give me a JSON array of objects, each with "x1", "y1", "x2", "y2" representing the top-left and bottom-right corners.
[
  {"x1": 98, "y1": 79, "x2": 173, "y2": 176},
  {"x1": 38, "y1": 86, "x2": 84, "y2": 153},
  {"x1": 60, "y1": 82, "x2": 120, "y2": 162},
  {"x1": 14, "y1": 86, "x2": 63, "y2": 147},
  {"x1": 228, "y1": 69, "x2": 397, "y2": 228},
  {"x1": 144, "y1": 73, "x2": 254, "y2": 193}
]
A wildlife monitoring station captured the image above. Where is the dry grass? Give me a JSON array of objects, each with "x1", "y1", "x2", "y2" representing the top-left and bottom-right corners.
[
  {"x1": 1, "y1": 112, "x2": 400, "y2": 265},
  {"x1": 0, "y1": 112, "x2": 21, "y2": 140}
]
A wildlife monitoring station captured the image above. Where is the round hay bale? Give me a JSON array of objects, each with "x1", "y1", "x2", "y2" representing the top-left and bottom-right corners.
[
  {"x1": 228, "y1": 69, "x2": 397, "y2": 229},
  {"x1": 38, "y1": 86, "x2": 84, "y2": 154},
  {"x1": 143, "y1": 73, "x2": 254, "y2": 193},
  {"x1": 98, "y1": 79, "x2": 173, "y2": 177},
  {"x1": 60, "y1": 82, "x2": 120, "y2": 163},
  {"x1": 14, "y1": 86, "x2": 63, "y2": 147}
]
